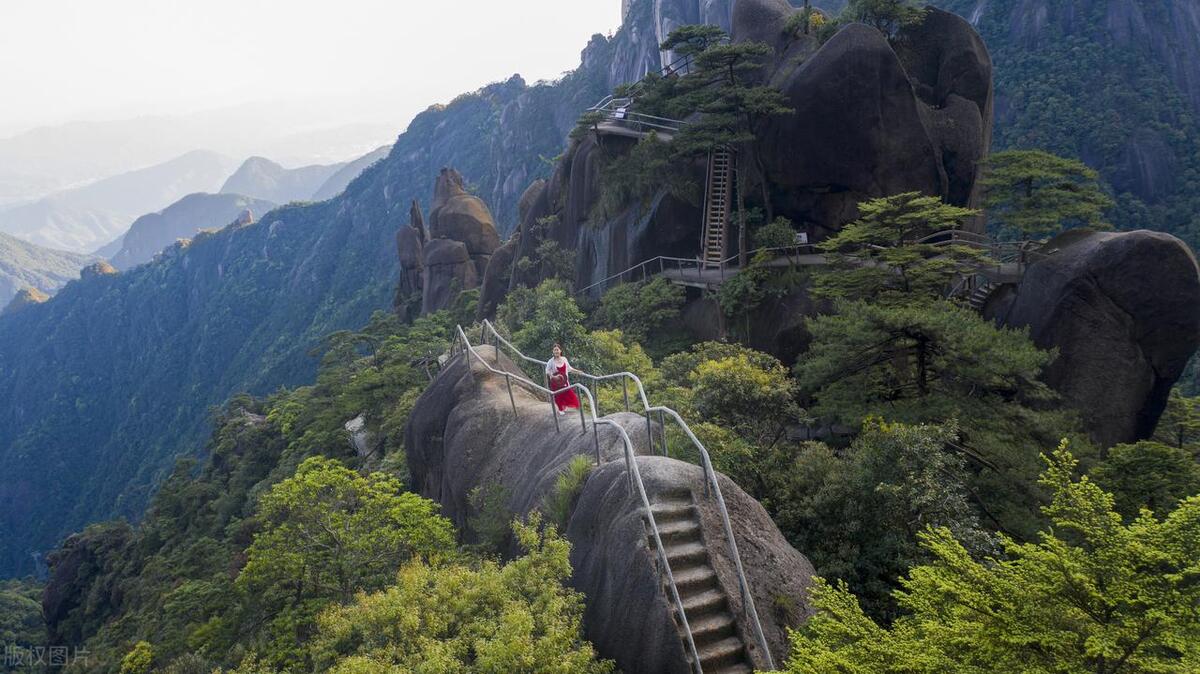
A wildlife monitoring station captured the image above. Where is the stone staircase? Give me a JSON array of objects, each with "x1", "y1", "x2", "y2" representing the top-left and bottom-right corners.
[
  {"x1": 968, "y1": 281, "x2": 997, "y2": 311},
  {"x1": 647, "y1": 489, "x2": 753, "y2": 674},
  {"x1": 701, "y1": 148, "x2": 734, "y2": 268}
]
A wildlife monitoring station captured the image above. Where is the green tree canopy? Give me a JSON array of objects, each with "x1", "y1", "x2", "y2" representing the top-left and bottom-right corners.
[
  {"x1": 842, "y1": 0, "x2": 928, "y2": 36},
  {"x1": 236, "y1": 456, "x2": 455, "y2": 668},
  {"x1": 785, "y1": 444, "x2": 1200, "y2": 673},
  {"x1": 797, "y1": 299, "x2": 1053, "y2": 425},
  {"x1": 982, "y1": 149, "x2": 1114, "y2": 239},
  {"x1": 308, "y1": 516, "x2": 613, "y2": 674},
  {"x1": 1151, "y1": 388, "x2": 1200, "y2": 451},
  {"x1": 592, "y1": 276, "x2": 685, "y2": 351},
  {"x1": 814, "y1": 192, "x2": 984, "y2": 306},
  {"x1": 770, "y1": 421, "x2": 995, "y2": 621},
  {"x1": 1089, "y1": 440, "x2": 1200, "y2": 520}
]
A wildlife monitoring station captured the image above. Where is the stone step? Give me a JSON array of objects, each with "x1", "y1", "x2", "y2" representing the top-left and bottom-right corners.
[
  {"x1": 700, "y1": 657, "x2": 748, "y2": 671},
  {"x1": 679, "y1": 588, "x2": 728, "y2": 616},
  {"x1": 688, "y1": 612, "x2": 737, "y2": 647},
  {"x1": 655, "y1": 519, "x2": 702, "y2": 545},
  {"x1": 650, "y1": 502, "x2": 696, "y2": 524},
  {"x1": 665, "y1": 541, "x2": 709, "y2": 567},
  {"x1": 697, "y1": 636, "x2": 748, "y2": 670},
  {"x1": 670, "y1": 565, "x2": 720, "y2": 594},
  {"x1": 654, "y1": 488, "x2": 694, "y2": 506}
]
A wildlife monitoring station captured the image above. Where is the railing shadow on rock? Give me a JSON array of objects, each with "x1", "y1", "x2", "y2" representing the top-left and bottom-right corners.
[{"x1": 448, "y1": 321, "x2": 775, "y2": 673}]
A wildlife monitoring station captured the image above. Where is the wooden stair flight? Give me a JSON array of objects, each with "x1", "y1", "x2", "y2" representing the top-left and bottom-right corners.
[
  {"x1": 647, "y1": 488, "x2": 754, "y2": 674},
  {"x1": 701, "y1": 148, "x2": 734, "y2": 268}
]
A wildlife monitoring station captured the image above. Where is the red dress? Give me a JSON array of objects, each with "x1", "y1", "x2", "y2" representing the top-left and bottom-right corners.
[{"x1": 550, "y1": 361, "x2": 580, "y2": 411}]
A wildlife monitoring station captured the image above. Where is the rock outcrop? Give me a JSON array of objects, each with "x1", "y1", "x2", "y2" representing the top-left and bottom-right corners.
[
  {"x1": 420, "y1": 239, "x2": 478, "y2": 316},
  {"x1": 2, "y1": 286, "x2": 49, "y2": 316},
  {"x1": 992, "y1": 230, "x2": 1200, "y2": 447},
  {"x1": 392, "y1": 169, "x2": 505, "y2": 317},
  {"x1": 746, "y1": 6, "x2": 993, "y2": 236},
  {"x1": 393, "y1": 201, "x2": 426, "y2": 321},
  {"x1": 429, "y1": 168, "x2": 502, "y2": 262},
  {"x1": 80, "y1": 261, "x2": 118, "y2": 279},
  {"x1": 407, "y1": 346, "x2": 814, "y2": 673}
]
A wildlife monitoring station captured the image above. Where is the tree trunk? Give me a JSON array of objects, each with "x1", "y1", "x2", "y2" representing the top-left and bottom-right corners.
[{"x1": 916, "y1": 338, "x2": 929, "y2": 396}]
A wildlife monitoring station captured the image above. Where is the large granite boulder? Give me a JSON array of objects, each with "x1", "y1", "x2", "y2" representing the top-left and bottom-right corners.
[
  {"x1": 421, "y1": 238, "x2": 478, "y2": 315},
  {"x1": 735, "y1": 6, "x2": 993, "y2": 238},
  {"x1": 756, "y1": 24, "x2": 951, "y2": 236},
  {"x1": 995, "y1": 230, "x2": 1200, "y2": 447},
  {"x1": 406, "y1": 346, "x2": 815, "y2": 673},
  {"x1": 477, "y1": 235, "x2": 517, "y2": 320},
  {"x1": 510, "y1": 135, "x2": 705, "y2": 295},
  {"x1": 394, "y1": 200, "x2": 427, "y2": 320},
  {"x1": 428, "y1": 167, "x2": 502, "y2": 257}
]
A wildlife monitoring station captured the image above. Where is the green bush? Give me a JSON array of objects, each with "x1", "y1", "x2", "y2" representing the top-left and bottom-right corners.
[
  {"x1": 543, "y1": 456, "x2": 595, "y2": 529},
  {"x1": 309, "y1": 516, "x2": 613, "y2": 674}
]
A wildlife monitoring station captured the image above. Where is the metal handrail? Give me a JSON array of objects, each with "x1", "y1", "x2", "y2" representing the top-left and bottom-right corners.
[
  {"x1": 479, "y1": 319, "x2": 776, "y2": 671},
  {"x1": 449, "y1": 326, "x2": 705, "y2": 672}
]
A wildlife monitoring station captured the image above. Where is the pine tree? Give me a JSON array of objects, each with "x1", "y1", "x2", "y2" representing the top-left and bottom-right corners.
[{"x1": 982, "y1": 149, "x2": 1114, "y2": 239}]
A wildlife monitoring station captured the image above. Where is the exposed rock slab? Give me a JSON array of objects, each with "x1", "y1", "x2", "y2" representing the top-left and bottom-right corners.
[{"x1": 406, "y1": 345, "x2": 814, "y2": 672}]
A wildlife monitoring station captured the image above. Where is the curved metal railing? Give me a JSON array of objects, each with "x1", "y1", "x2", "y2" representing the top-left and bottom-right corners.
[
  {"x1": 448, "y1": 326, "x2": 705, "y2": 671},
  {"x1": 477, "y1": 319, "x2": 775, "y2": 671}
]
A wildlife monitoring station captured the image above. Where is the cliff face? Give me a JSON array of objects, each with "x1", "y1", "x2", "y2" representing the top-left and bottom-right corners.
[{"x1": 497, "y1": 4, "x2": 993, "y2": 303}]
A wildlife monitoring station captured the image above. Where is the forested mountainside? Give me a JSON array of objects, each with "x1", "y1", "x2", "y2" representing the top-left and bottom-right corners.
[
  {"x1": 107, "y1": 194, "x2": 277, "y2": 270},
  {"x1": 0, "y1": 0, "x2": 660, "y2": 578},
  {"x1": 933, "y1": 0, "x2": 1200, "y2": 249},
  {"x1": 0, "y1": 232, "x2": 91, "y2": 307}
]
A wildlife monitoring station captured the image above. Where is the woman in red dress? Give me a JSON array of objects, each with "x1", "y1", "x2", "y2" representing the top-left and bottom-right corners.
[{"x1": 546, "y1": 343, "x2": 582, "y2": 413}]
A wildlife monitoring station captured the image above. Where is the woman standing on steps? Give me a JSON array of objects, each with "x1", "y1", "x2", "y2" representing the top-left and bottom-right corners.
[{"x1": 546, "y1": 343, "x2": 582, "y2": 414}]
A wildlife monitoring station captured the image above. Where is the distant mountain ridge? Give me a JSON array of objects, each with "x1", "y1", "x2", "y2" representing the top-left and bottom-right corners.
[
  {"x1": 219, "y1": 157, "x2": 345, "y2": 204},
  {"x1": 0, "y1": 150, "x2": 238, "y2": 252},
  {"x1": 107, "y1": 193, "x2": 277, "y2": 270},
  {"x1": 0, "y1": 109, "x2": 397, "y2": 207},
  {"x1": 0, "y1": 232, "x2": 91, "y2": 307},
  {"x1": 312, "y1": 145, "x2": 391, "y2": 201}
]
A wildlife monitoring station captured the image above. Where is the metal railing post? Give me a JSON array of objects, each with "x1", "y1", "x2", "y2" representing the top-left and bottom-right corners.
[
  {"x1": 645, "y1": 412, "x2": 655, "y2": 454},
  {"x1": 550, "y1": 391, "x2": 560, "y2": 432},
  {"x1": 505, "y1": 373, "x2": 517, "y2": 418},
  {"x1": 623, "y1": 378, "x2": 630, "y2": 412},
  {"x1": 593, "y1": 422, "x2": 601, "y2": 465},
  {"x1": 658, "y1": 409, "x2": 668, "y2": 456},
  {"x1": 577, "y1": 386, "x2": 587, "y2": 432}
]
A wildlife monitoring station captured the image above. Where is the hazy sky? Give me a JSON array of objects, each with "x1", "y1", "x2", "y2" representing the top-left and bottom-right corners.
[{"x1": 0, "y1": 0, "x2": 623, "y2": 137}]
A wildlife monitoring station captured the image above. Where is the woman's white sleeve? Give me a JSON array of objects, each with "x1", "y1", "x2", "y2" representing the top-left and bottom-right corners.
[{"x1": 545, "y1": 359, "x2": 554, "y2": 376}]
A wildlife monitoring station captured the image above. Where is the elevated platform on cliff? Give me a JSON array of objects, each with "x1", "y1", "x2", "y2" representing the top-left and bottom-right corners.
[
  {"x1": 588, "y1": 96, "x2": 685, "y2": 141},
  {"x1": 577, "y1": 232, "x2": 1049, "y2": 303}
]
